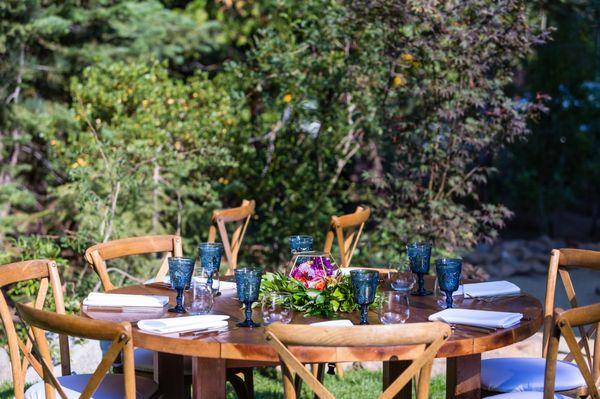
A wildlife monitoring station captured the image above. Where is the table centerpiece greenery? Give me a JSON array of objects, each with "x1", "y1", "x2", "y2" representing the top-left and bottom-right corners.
[{"x1": 260, "y1": 271, "x2": 363, "y2": 318}]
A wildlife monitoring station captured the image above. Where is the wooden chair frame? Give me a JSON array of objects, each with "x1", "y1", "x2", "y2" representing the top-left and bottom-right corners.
[
  {"x1": 84, "y1": 235, "x2": 183, "y2": 291},
  {"x1": 15, "y1": 302, "x2": 140, "y2": 399},
  {"x1": 265, "y1": 322, "x2": 451, "y2": 399},
  {"x1": 544, "y1": 303, "x2": 600, "y2": 399},
  {"x1": 0, "y1": 259, "x2": 69, "y2": 399},
  {"x1": 323, "y1": 206, "x2": 371, "y2": 268},
  {"x1": 542, "y1": 249, "x2": 600, "y2": 363},
  {"x1": 208, "y1": 199, "x2": 255, "y2": 275}
]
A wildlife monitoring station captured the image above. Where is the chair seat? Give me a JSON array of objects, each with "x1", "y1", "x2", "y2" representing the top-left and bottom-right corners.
[
  {"x1": 481, "y1": 357, "x2": 585, "y2": 392},
  {"x1": 135, "y1": 348, "x2": 192, "y2": 375},
  {"x1": 25, "y1": 373, "x2": 158, "y2": 399},
  {"x1": 486, "y1": 392, "x2": 570, "y2": 399}
]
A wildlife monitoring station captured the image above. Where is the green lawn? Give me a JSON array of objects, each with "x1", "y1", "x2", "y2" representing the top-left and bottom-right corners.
[{"x1": 0, "y1": 369, "x2": 445, "y2": 398}]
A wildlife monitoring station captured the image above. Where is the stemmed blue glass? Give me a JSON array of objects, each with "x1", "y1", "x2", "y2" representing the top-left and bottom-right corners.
[
  {"x1": 407, "y1": 242, "x2": 432, "y2": 296},
  {"x1": 435, "y1": 258, "x2": 462, "y2": 309},
  {"x1": 168, "y1": 257, "x2": 195, "y2": 313},
  {"x1": 235, "y1": 267, "x2": 263, "y2": 327},
  {"x1": 198, "y1": 242, "x2": 223, "y2": 295},
  {"x1": 289, "y1": 235, "x2": 314, "y2": 253},
  {"x1": 289, "y1": 235, "x2": 313, "y2": 264},
  {"x1": 350, "y1": 270, "x2": 379, "y2": 325}
]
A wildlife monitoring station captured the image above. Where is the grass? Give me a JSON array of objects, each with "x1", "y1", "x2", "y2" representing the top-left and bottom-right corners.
[
  {"x1": 226, "y1": 367, "x2": 445, "y2": 398},
  {"x1": 0, "y1": 369, "x2": 445, "y2": 398}
]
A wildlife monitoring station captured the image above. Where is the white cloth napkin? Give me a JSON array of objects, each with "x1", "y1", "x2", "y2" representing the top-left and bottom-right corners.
[
  {"x1": 456, "y1": 281, "x2": 521, "y2": 298},
  {"x1": 83, "y1": 292, "x2": 169, "y2": 308},
  {"x1": 137, "y1": 315, "x2": 230, "y2": 334},
  {"x1": 429, "y1": 308, "x2": 523, "y2": 329},
  {"x1": 310, "y1": 320, "x2": 354, "y2": 327}
]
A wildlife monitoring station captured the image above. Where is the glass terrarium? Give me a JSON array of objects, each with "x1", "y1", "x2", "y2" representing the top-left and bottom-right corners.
[{"x1": 289, "y1": 251, "x2": 339, "y2": 289}]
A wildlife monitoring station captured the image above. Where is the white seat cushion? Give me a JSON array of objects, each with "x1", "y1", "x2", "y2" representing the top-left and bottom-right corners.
[
  {"x1": 482, "y1": 357, "x2": 585, "y2": 392},
  {"x1": 135, "y1": 348, "x2": 192, "y2": 375},
  {"x1": 25, "y1": 374, "x2": 158, "y2": 399},
  {"x1": 486, "y1": 392, "x2": 570, "y2": 399}
]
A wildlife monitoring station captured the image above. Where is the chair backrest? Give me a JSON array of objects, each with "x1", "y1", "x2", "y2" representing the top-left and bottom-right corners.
[
  {"x1": 0, "y1": 260, "x2": 69, "y2": 399},
  {"x1": 542, "y1": 249, "x2": 600, "y2": 364},
  {"x1": 85, "y1": 234, "x2": 183, "y2": 291},
  {"x1": 15, "y1": 302, "x2": 138, "y2": 399},
  {"x1": 544, "y1": 302, "x2": 600, "y2": 399},
  {"x1": 207, "y1": 199, "x2": 255, "y2": 275},
  {"x1": 265, "y1": 322, "x2": 451, "y2": 399},
  {"x1": 323, "y1": 206, "x2": 371, "y2": 268}
]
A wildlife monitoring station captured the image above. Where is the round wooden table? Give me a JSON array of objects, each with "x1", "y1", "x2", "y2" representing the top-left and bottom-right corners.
[{"x1": 83, "y1": 276, "x2": 542, "y2": 399}]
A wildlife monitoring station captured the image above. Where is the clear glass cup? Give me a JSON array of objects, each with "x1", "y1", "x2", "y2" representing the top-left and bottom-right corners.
[
  {"x1": 378, "y1": 291, "x2": 410, "y2": 324},
  {"x1": 194, "y1": 267, "x2": 220, "y2": 295},
  {"x1": 261, "y1": 292, "x2": 293, "y2": 325},
  {"x1": 190, "y1": 283, "x2": 214, "y2": 314},
  {"x1": 390, "y1": 261, "x2": 416, "y2": 293}
]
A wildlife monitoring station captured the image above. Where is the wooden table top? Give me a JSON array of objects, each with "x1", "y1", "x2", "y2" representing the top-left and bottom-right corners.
[{"x1": 82, "y1": 276, "x2": 543, "y2": 363}]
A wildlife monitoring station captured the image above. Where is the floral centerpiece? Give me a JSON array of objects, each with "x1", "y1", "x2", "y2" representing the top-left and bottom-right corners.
[
  {"x1": 260, "y1": 271, "x2": 359, "y2": 317},
  {"x1": 289, "y1": 251, "x2": 337, "y2": 290}
]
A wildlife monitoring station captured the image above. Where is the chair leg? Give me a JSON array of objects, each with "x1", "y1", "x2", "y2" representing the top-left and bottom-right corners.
[
  {"x1": 227, "y1": 367, "x2": 254, "y2": 399},
  {"x1": 335, "y1": 362, "x2": 344, "y2": 378}
]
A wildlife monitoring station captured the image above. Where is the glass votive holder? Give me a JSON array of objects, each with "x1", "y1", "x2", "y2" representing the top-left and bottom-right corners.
[
  {"x1": 261, "y1": 292, "x2": 293, "y2": 325},
  {"x1": 190, "y1": 283, "x2": 214, "y2": 314}
]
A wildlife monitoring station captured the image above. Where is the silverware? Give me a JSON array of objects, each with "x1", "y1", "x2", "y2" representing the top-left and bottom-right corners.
[
  {"x1": 178, "y1": 326, "x2": 235, "y2": 337},
  {"x1": 464, "y1": 293, "x2": 524, "y2": 303},
  {"x1": 450, "y1": 323, "x2": 497, "y2": 333}
]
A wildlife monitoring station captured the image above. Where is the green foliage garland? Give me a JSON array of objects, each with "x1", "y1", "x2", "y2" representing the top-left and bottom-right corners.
[{"x1": 260, "y1": 272, "x2": 360, "y2": 318}]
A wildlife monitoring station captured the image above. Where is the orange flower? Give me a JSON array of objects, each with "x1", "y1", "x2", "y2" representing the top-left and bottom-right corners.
[
  {"x1": 393, "y1": 74, "x2": 406, "y2": 87},
  {"x1": 313, "y1": 279, "x2": 326, "y2": 291},
  {"x1": 401, "y1": 53, "x2": 414, "y2": 62},
  {"x1": 282, "y1": 93, "x2": 292, "y2": 103}
]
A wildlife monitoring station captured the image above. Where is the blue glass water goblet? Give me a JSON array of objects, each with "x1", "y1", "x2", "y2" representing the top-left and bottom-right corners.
[
  {"x1": 435, "y1": 258, "x2": 462, "y2": 309},
  {"x1": 289, "y1": 235, "x2": 314, "y2": 264},
  {"x1": 407, "y1": 242, "x2": 433, "y2": 296},
  {"x1": 198, "y1": 242, "x2": 223, "y2": 295},
  {"x1": 235, "y1": 267, "x2": 263, "y2": 327},
  {"x1": 289, "y1": 235, "x2": 314, "y2": 253},
  {"x1": 168, "y1": 257, "x2": 195, "y2": 313},
  {"x1": 350, "y1": 270, "x2": 379, "y2": 325}
]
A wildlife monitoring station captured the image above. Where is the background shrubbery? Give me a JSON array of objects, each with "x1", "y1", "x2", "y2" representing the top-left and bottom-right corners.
[{"x1": 0, "y1": 0, "x2": 598, "y2": 306}]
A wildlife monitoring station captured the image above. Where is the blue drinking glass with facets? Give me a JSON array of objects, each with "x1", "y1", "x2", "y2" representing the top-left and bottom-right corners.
[
  {"x1": 198, "y1": 242, "x2": 223, "y2": 294},
  {"x1": 350, "y1": 269, "x2": 379, "y2": 325},
  {"x1": 435, "y1": 258, "x2": 462, "y2": 309},
  {"x1": 168, "y1": 257, "x2": 195, "y2": 313},
  {"x1": 289, "y1": 235, "x2": 314, "y2": 264},
  {"x1": 235, "y1": 267, "x2": 263, "y2": 327},
  {"x1": 407, "y1": 242, "x2": 433, "y2": 296}
]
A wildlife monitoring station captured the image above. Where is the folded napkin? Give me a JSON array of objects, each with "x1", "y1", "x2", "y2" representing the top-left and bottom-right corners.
[
  {"x1": 456, "y1": 281, "x2": 521, "y2": 298},
  {"x1": 310, "y1": 320, "x2": 354, "y2": 327},
  {"x1": 429, "y1": 308, "x2": 523, "y2": 329},
  {"x1": 138, "y1": 315, "x2": 230, "y2": 334},
  {"x1": 83, "y1": 292, "x2": 169, "y2": 308}
]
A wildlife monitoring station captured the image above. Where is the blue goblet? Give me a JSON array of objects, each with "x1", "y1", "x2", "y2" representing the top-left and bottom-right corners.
[
  {"x1": 235, "y1": 267, "x2": 263, "y2": 327},
  {"x1": 198, "y1": 242, "x2": 223, "y2": 294},
  {"x1": 168, "y1": 257, "x2": 195, "y2": 313},
  {"x1": 350, "y1": 270, "x2": 379, "y2": 325},
  {"x1": 407, "y1": 242, "x2": 432, "y2": 296},
  {"x1": 289, "y1": 235, "x2": 314, "y2": 265},
  {"x1": 435, "y1": 258, "x2": 462, "y2": 309}
]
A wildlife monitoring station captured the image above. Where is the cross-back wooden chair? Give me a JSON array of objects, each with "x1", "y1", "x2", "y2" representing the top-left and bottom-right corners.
[
  {"x1": 487, "y1": 302, "x2": 600, "y2": 399},
  {"x1": 482, "y1": 248, "x2": 600, "y2": 396},
  {"x1": 323, "y1": 206, "x2": 370, "y2": 268},
  {"x1": 15, "y1": 302, "x2": 158, "y2": 399},
  {"x1": 84, "y1": 234, "x2": 183, "y2": 292},
  {"x1": 207, "y1": 199, "x2": 255, "y2": 275},
  {"x1": 265, "y1": 322, "x2": 451, "y2": 399},
  {"x1": 0, "y1": 260, "x2": 69, "y2": 399}
]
